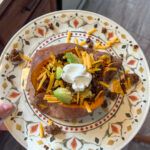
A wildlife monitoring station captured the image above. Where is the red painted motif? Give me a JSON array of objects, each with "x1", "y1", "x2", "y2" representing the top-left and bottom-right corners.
[
  {"x1": 111, "y1": 124, "x2": 119, "y2": 134},
  {"x1": 80, "y1": 127, "x2": 83, "y2": 131},
  {"x1": 127, "y1": 59, "x2": 136, "y2": 65},
  {"x1": 30, "y1": 124, "x2": 38, "y2": 134},
  {"x1": 37, "y1": 28, "x2": 44, "y2": 36},
  {"x1": 108, "y1": 32, "x2": 114, "y2": 40},
  {"x1": 113, "y1": 109, "x2": 116, "y2": 112},
  {"x1": 129, "y1": 95, "x2": 139, "y2": 102},
  {"x1": 73, "y1": 19, "x2": 79, "y2": 28},
  {"x1": 71, "y1": 138, "x2": 77, "y2": 150},
  {"x1": 95, "y1": 123, "x2": 98, "y2": 126},
  {"x1": 8, "y1": 91, "x2": 20, "y2": 98}
]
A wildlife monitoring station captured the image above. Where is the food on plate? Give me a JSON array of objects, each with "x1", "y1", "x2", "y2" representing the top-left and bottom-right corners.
[
  {"x1": 45, "y1": 123, "x2": 61, "y2": 135},
  {"x1": 25, "y1": 41, "x2": 139, "y2": 120}
]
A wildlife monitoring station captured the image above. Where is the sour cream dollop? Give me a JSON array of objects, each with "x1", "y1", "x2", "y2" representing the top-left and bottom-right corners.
[{"x1": 61, "y1": 64, "x2": 92, "y2": 92}]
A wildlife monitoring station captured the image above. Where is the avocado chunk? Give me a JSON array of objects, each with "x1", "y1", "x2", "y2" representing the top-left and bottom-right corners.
[
  {"x1": 56, "y1": 67, "x2": 63, "y2": 79},
  {"x1": 65, "y1": 52, "x2": 81, "y2": 64},
  {"x1": 54, "y1": 87, "x2": 72, "y2": 104}
]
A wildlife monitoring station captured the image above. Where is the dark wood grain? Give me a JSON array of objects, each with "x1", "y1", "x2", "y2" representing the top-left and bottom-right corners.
[
  {"x1": 0, "y1": 42, "x2": 4, "y2": 53},
  {"x1": 26, "y1": 0, "x2": 57, "y2": 23},
  {"x1": 0, "y1": 0, "x2": 40, "y2": 45},
  {"x1": 0, "y1": 0, "x2": 12, "y2": 17},
  {"x1": 0, "y1": 0, "x2": 60, "y2": 55},
  {"x1": 133, "y1": 134, "x2": 150, "y2": 144}
]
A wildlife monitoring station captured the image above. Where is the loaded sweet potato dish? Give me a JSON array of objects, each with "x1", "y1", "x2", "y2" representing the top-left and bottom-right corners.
[
  {"x1": 6, "y1": 31, "x2": 139, "y2": 121},
  {"x1": 24, "y1": 41, "x2": 139, "y2": 120}
]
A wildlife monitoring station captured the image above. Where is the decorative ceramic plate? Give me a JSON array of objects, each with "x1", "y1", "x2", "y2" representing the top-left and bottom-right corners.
[{"x1": 0, "y1": 10, "x2": 150, "y2": 150}]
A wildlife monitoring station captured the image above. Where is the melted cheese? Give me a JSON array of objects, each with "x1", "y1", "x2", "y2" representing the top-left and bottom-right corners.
[
  {"x1": 80, "y1": 96, "x2": 85, "y2": 105},
  {"x1": 105, "y1": 67, "x2": 118, "y2": 72},
  {"x1": 75, "y1": 47, "x2": 81, "y2": 58},
  {"x1": 81, "y1": 51, "x2": 87, "y2": 67},
  {"x1": 37, "y1": 74, "x2": 47, "y2": 91},
  {"x1": 40, "y1": 123, "x2": 44, "y2": 138},
  {"x1": 79, "y1": 41, "x2": 86, "y2": 46},
  {"x1": 84, "y1": 101, "x2": 92, "y2": 113},
  {"x1": 96, "y1": 45, "x2": 109, "y2": 49},
  {"x1": 47, "y1": 119, "x2": 53, "y2": 125},
  {"x1": 119, "y1": 72, "x2": 124, "y2": 76},
  {"x1": 95, "y1": 90, "x2": 103, "y2": 101},
  {"x1": 125, "y1": 69, "x2": 130, "y2": 74},
  {"x1": 86, "y1": 53, "x2": 92, "y2": 69},
  {"x1": 19, "y1": 54, "x2": 31, "y2": 62},
  {"x1": 99, "y1": 81, "x2": 110, "y2": 88},
  {"x1": 100, "y1": 55, "x2": 111, "y2": 64},
  {"x1": 92, "y1": 59, "x2": 103, "y2": 65},
  {"x1": 74, "y1": 38, "x2": 79, "y2": 45},
  {"x1": 49, "y1": 52, "x2": 56, "y2": 64},
  {"x1": 95, "y1": 37, "x2": 120, "y2": 49},
  {"x1": 89, "y1": 53, "x2": 94, "y2": 64},
  {"x1": 44, "y1": 95, "x2": 58, "y2": 101},
  {"x1": 37, "y1": 71, "x2": 47, "y2": 80},
  {"x1": 77, "y1": 92, "x2": 80, "y2": 104},
  {"x1": 94, "y1": 41, "x2": 102, "y2": 49},
  {"x1": 38, "y1": 104, "x2": 47, "y2": 108},
  {"x1": 87, "y1": 68, "x2": 101, "y2": 73},
  {"x1": 46, "y1": 73, "x2": 55, "y2": 93},
  {"x1": 87, "y1": 28, "x2": 97, "y2": 35},
  {"x1": 127, "y1": 77, "x2": 131, "y2": 89},
  {"x1": 66, "y1": 31, "x2": 71, "y2": 43},
  {"x1": 113, "y1": 79, "x2": 124, "y2": 96},
  {"x1": 59, "y1": 80, "x2": 64, "y2": 88},
  {"x1": 53, "y1": 80, "x2": 59, "y2": 88}
]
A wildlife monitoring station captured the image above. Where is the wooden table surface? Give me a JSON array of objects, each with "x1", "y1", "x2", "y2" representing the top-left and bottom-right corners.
[
  {"x1": 0, "y1": 0, "x2": 60, "y2": 54},
  {"x1": 0, "y1": 0, "x2": 150, "y2": 150}
]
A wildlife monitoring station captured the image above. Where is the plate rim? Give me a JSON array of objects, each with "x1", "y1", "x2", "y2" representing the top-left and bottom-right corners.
[{"x1": 1, "y1": 9, "x2": 150, "y2": 150}]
